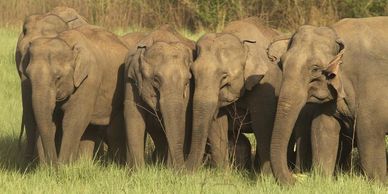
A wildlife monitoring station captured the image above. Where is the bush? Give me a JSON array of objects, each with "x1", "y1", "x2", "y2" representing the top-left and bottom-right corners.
[{"x1": 1, "y1": 0, "x2": 388, "y2": 32}]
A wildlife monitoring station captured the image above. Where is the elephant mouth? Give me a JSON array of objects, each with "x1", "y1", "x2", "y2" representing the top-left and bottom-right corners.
[
  {"x1": 56, "y1": 96, "x2": 69, "y2": 102},
  {"x1": 308, "y1": 95, "x2": 331, "y2": 103},
  {"x1": 219, "y1": 98, "x2": 238, "y2": 107}
]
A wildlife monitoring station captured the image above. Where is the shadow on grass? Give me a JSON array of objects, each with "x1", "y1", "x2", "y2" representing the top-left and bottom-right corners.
[
  {"x1": 0, "y1": 134, "x2": 32, "y2": 173},
  {"x1": 0, "y1": 132, "x2": 386, "y2": 180}
]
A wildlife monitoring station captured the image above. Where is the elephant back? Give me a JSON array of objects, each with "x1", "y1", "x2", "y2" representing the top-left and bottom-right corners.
[{"x1": 138, "y1": 25, "x2": 195, "y2": 52}]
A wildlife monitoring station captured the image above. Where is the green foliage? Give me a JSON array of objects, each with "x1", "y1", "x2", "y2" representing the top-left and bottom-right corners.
[
  {"x1": 195, "y1": 0, "x2": 243, "y2": 31},
  {"x1": 340, "y1": 0, "x2": 388, "y2": 17},
  {"x1": 2, "y1": 0, "x2": 388, "y2": 32}
]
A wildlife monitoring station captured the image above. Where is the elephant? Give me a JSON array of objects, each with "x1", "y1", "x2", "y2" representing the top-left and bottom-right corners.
[
  {"x1": 228, "y1": 132, "x2": 252, "y2": 170},
  {"x1": 287, "y1": 104, "x2": 355, "y2": 173},
  {"x1": 16, "y1": 6, "x2": 87, "y2": 77},
  {"x1": 267, "y1": 17, "x2": 388, "y2": 184},
  {"x1": 185, "y1": 17, "x2": 284, "y2": 174},
  {"x1": 21, "y1": 24, "x2": 128, "y2": 165},
  {"x1": 123, "y1": 25, "x2": 196, "y2": 168},
  {"x1": 121, "y1": 32, "x2": 148, "y2": 53},
  {"x1": 16, "y1": 7, "x2": 88, "y2": 163}
]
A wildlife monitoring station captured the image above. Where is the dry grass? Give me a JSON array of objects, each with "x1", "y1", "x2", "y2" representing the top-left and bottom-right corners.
[{"x1": 1, "y1": 0, "x2": 388, "y2": 32}]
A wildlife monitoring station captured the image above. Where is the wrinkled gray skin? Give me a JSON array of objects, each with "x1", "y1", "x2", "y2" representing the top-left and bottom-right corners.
[
  {"x1": 23, "y1": 24, "x2": 128, "y2": 165},
  {"x1": 124, "y1": 25, "x2": 195, "y2": 168},
  {"x1": 268, "y1": 17, "x2": 388, "y2": 184},
  {"x1": 121, "y1": 32, "x2": 148, "y2": 53},
  {"x1": 185, "y1": 17, "x2": 283, "y2": 173},
  {"x1": 16, "y1": 7, "x2": 88, "y2": 163},
  {"x1": 288, "y1": 104, "x2": 354, "y2": 173}
]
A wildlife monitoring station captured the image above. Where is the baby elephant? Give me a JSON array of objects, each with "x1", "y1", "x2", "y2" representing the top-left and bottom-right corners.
[
  {"x1": 123, "y1": 25, "x2": 195, "y2": 168},
  {"x1": 22, "y1": 24, "x2": 128, "y2": 165}
]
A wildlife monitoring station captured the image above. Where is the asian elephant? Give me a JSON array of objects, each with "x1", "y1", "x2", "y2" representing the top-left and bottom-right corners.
[
  {"x1": 123, "y1": 25, "x2": 195, "y2": 168},
  {"x1": 16, "y1": 6, "x2": 87, "y2": 77},
  {"x1": 16, "y1": 7, "x2": 88, "y2": 163},
  {"x1": 267, "y1": 17, "x2": 388, "y2": 184},
  {"x1": 22, "y1": 24, "x2": 128, "y2": 165},
  {"x1": 185, "y1": 17, "x2": 283, "y2": 174},
  {"x1": 121, "y1": 32, "x2": 148, "y2": 53},
  {"x1": 287, "y1": 104, "x2": 354, "y2": 173}
]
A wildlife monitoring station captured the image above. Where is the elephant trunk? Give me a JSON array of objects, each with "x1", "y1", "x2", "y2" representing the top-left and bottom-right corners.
[
  {"x1": 30, "y1": 66, "x2": 58, "y2": 165},
  {"x1": 270, "y1": 79, "x2": 307, "y2": 185},
  {"x1": 159, "y1": 94, "x2": 187, "y2": 168},
  {"x1": 186, "y1": 87, "x2": 219, "y2": 170}
]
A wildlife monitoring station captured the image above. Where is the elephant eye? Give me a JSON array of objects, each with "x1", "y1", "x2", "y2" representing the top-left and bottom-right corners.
[
  {"x1": 54, "y1": 73, "x2": 61, "y2": 81},
  {"x1": 152, "y1": 75, "x2": 161, "y2": 88},
  {"x1": 220, "y1": 73, "x2": 229, "y2": 88},
  {"x1": 310, "y1": 65, "x2": 322, "y2": 78},
  {"x1": 311, "y1": 65, "x2": 320, "y2": 72}
]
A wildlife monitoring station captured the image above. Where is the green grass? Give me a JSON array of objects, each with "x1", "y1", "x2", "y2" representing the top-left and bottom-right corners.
[{"x1": 0, "y1": 28, "x2": 387, "y2": 193}]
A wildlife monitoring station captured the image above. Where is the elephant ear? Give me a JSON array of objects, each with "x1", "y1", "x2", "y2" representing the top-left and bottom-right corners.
[
  {"x1": 37, "y1": 15, "x2": 68, "y2": 36},
  {"x1": 72, "y1": 44, "x2": 92, "y2": 88},
  {"x1": 127, "y1": 44, "x2": 148, "y2": 91},
  {"x1": 51, "y1": 7, "x2": 87, "y2": 28},
  {"x1": 243, "y1": 40, "x2": 267, "y2": 91},
  {"x1": 266, "y1": 36, "x2": 290, "y2": 63},
  {"x1": 174, "y1": 42, "x2": 194, "y2": 67},
  {"x1": 325, "y1": 39, "x2": 346, "y2": 98}
]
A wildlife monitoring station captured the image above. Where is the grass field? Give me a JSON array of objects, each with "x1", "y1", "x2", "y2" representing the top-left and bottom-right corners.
[{"x1": 0, "y1": 27, "x2": 387, "y2": 194}]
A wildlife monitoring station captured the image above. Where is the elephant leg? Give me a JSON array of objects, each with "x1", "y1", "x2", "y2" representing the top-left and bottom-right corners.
[
  {"x1": 24, "y1": 108, "x2": 38, "y2": 163},
  {"x1": 311, "y1": 114, "x2": 340, "y2": 176},
  {"x1": 58, "y1": 82, "x2": 99, "y2": 164},
  {"x1": 252, "y1": 121, "x2": 272, "y2": 174},
  {"x1": 356, "y1": 124, "x2": 386, "y2": 182},
  {"x1": 78, "y1": 125, "x2": 99, "y2": 161},
  {"x1": 59, "y1": 106, "x2": 93, "y2": 164},
  {"x1": 337, "y1": 127, "x2": 354, "y2": 172},
  {"x1": 123, "y1": 102, "x2": 146, "y2": 168},
  {"x1": 147, "y1": 117, "x2": 168, "y2": 164},
  {"x1": 124, "y1": 113, "x2": 146, "y2": 168},
  {"x1": 247, "y1": 84, "x2": 277, "y2": 175},
  {"x1": 52, "y1": 108, "x2": 63, "y2": 155},
  {"x1": 35, "y1": 133, "x2": 45, "y2": 163},
  {"x1": 106, "y1": 112, "x2": 126, "y2": 164},
  {"x1": 208, "y1": 111, "x2": 228, "y2": 168},
  {"x1": 21, "y1": 80, "x2": 38, "y2": 163},
  {"x1": 228, "y1": 132, "x2": 252, "y2": 170},
  {"x1": 124, "y1": 80, "x2": 148, "y2": 168},
  {"x1": 25, "y1": 81, "x2": 46, "y2": 164},
  {"x1": 293, "y1": 110, "x2": 312, "y2": 173}
]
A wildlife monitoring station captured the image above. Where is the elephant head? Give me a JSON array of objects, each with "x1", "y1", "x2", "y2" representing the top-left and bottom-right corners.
[
  {"x1": 127, "y1": 40, "x2": 194, "y2": 167},
  {"x1": 186, "y1": 32, "x2": 268, "y2": 170},
  {"x1": 25, "y1": 32, "x2": 94, "y2": 163},
  {"x1": 16, "y1": 7, "x2": 87, "y2": 78},
  {"x1": 50, "y1": 7, "x2": 87, "y2": 28},
  {"x1": 266, "y1": 25, "x2": 345, "y2": 184}
]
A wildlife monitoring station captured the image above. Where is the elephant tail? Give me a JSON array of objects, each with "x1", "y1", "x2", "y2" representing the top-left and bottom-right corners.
[{"x1": 18, "y1": 112, "x2": 25, "y2": 150}]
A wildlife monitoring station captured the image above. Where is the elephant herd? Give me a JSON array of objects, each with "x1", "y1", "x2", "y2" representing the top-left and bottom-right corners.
[{"x1": 15, "y1": 7, "x2": 388, "y2": 185}]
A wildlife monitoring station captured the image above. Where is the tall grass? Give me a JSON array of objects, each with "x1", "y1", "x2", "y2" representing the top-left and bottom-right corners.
[{"x1": 1, "y1": 0, "x2": 388, "y2": 32}]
